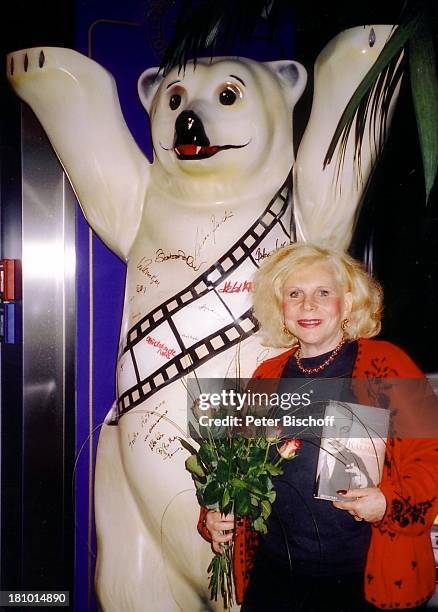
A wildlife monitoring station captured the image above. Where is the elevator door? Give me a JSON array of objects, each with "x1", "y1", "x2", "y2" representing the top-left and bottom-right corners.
[{"x1": 1, "y1": 103, "x2": 75, "y2": 600}]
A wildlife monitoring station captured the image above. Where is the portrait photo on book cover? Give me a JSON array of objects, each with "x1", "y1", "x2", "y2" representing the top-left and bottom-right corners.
[{"x1": 314, "y1": 400, "x2": 390, "y2": 502}]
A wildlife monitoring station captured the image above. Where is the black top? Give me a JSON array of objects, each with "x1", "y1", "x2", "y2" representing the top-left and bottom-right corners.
[{"x1": 259, "y1": 340, "x2": 372, "y2": 576}]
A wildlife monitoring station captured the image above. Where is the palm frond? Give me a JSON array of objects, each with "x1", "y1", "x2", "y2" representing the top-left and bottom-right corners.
[
  {"x1": 331, "y1": 49, "x2": 405, "y2": 195},
  {"x1": 409, "y1": 12, "x2": 438, "y2": 203},
  {"x1": 160, "y1": 0, "x2": 272, "y2": 75},
  {"x1": 324, "y1": 6, "x2": 422, "y2": 176},
  {"x1": 324, "y1": 1, "x2": 438, "y2": 202}
]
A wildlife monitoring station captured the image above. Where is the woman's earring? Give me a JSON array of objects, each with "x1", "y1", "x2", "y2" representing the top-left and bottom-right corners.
[
  {"x1": 283, "y1": 324, "x2": 293, "y2": 337},
  {"x1": 341, "y1": 318, "x2": 349, "y2": 332}
]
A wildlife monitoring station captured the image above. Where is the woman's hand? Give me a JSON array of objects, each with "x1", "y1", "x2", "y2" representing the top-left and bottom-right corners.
[
  {"x1": 332, "y1": 487, "x2": 387, "y2": 523},
  {"x1": 205, "y1": 511, "x2": 235, "y2": 554}
]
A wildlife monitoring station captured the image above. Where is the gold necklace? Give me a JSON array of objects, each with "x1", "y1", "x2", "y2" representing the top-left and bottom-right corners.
[{"x1": 294, "y1": 336, "x2": 346, "y2": 374}]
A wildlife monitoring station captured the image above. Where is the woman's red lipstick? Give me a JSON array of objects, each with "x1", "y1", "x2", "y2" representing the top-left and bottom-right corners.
[{"x1": 297, "y1": 319, "x2": 322, "y2": 327}]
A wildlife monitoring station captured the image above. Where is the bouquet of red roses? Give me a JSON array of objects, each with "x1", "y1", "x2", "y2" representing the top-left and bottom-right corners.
[{"x1": 180, "y1": 410, "x2": 300, "y2": 609}]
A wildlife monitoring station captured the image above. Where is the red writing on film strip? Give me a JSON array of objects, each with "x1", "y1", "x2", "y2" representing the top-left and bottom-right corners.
[
  {"x1": 218, "y1": 280, "x2": 254, "y2": 294},
  {"x1": 145, "y1": 335, "x2": 176, "y2": 359}
]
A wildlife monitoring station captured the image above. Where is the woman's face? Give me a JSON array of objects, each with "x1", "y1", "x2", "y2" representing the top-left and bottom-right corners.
[{"x1": 282, "y1": 261, "x2": 352, "y2": 358}]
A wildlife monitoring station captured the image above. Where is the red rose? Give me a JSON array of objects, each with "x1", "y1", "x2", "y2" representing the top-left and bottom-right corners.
[{"x1": 278, "y1": 438, "x2": 301, "y2": 459}]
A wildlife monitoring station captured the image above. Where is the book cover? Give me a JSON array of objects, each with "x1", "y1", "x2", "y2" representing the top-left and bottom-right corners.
[{"x1": 314, "y1": 400, "x2": 390, "y2": 502}]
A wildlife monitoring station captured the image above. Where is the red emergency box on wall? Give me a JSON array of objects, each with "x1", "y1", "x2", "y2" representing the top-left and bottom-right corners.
[{"x1": 0, "y1": 259, "x2": 21, "y2": 301}]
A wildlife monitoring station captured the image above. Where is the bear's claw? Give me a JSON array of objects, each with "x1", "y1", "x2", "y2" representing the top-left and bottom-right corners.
[{"x1": 7, "y1": 48, "x2": 47, "y2": 79}]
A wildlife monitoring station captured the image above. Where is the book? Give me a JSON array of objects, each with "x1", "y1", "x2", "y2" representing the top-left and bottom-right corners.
[{"x1": 314, "y1": 400, "x2": 390, "y2": 502}]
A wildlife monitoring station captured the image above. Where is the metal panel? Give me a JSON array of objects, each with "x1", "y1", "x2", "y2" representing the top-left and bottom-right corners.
[
  {"x1": 19, "y1": 105, "x2": 75, "y2": 592},
  {"x1": 0, "y1": 92, "x2": 23, "y2": 591}
]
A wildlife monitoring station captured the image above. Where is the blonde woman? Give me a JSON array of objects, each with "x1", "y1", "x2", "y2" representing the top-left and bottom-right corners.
[{"x1": 199, "y1": 243, "x2": 438, "y2": 611}]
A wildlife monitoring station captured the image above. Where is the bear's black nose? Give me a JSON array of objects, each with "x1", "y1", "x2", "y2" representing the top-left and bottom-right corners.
[{"x1": 174, "y1": 110, "x2": 210, "y2": 147}]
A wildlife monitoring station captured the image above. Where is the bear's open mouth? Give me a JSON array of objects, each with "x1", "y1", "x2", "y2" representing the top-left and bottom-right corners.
[{"x1": 174, "y1": 143, "x2": 249, "y2": 160}]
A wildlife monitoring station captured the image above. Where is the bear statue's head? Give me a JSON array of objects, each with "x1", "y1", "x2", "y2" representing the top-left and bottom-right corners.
[{"x1": 138, "y1": 57, "x2": 306, "y2": 199}]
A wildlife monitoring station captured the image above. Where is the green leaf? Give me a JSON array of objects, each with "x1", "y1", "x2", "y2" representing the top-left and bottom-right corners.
[
  {"x1": 253, "y1": 516, "x2": 268, "y2": 534},
  {"x1": 261, "y1": 499, "x2": 272, "y2": 520},
  {"x1": 409, "y1": 15, "x2": 438, "y2": 202},
  {"x1": 265, "y1": 463, "x2": 283, "y2": 477},
  {"x1": 235, "y1": 490, "x2": 251, "y2": 515},
  {"x1": 185, "y1": 455, "x2": 205, "y2": 478},
  {"x1": 178, "y1": 437, "x2": 198, "y2": 456},
  {"x1": 248, "y1": 446, "x2": 266, "y2": 463},
  {"x1": 230, "y1": 477, "x2": 246, "y2": 490},
  {"x1": 237, "y1": 457, "x2": 249, "y2": 472},
  {"x1": 249, "y1": 506, "x2": 262, "y2": 521},
  {"x1": 266, "y1": 490, "x2": 276, "y2": 503},
  {"x1": 256, "y1": 473, "x2": 269, "y2": 491},
  {"x1": 203, "y1": 480, "x2": 222, "y2": 506},
  {"x1": 216, "y1": 459, "x2": 230, "y2": 483},
  {"x1": 221, "y1": 487, "x2": 231, "y2": 510},
  {"x1": 199, "y1": 443, "x2": 218, "y2": 466},
  {"x1": 220, "y1": 443, "x2": 233, "y2": 460},
  {"x1": 230, "y1": 477, "x2": 273, "y2": 501}
]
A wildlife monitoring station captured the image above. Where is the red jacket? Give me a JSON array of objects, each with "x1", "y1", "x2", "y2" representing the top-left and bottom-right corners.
[{"x1": 198, "y1": 339, "x2": 438, "y2": 609}]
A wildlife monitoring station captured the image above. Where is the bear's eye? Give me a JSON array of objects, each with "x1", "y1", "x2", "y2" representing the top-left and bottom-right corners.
[
  {"x1": 169, "y1": 94, "x2": 182, "y2": 110},
  {"x1": 219, "y1": 84, "x2": 241, "y2": 106}
]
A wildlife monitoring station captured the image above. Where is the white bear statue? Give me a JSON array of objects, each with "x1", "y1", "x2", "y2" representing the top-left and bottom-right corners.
[{"x1": 7, "y1": 24, "x2": 398, "y2": 611}]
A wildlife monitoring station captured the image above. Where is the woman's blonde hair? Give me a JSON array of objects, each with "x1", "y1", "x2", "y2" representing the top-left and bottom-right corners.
[{"x1": 252, "y1": 242, "x2": 383, "y2": 348}]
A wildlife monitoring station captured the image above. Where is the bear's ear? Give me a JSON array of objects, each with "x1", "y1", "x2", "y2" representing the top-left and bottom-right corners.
[
  {"x1": 138, "y1": 67, "x2": 164, "y2": 112},
  {"x1": 264, "y1": 60, "x2": 307, "y2": 107}
]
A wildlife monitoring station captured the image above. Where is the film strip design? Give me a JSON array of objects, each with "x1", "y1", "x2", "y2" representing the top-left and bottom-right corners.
[
  {"x1": 113, "y1": 311, "x2": 259, "y2": 423},
  {"x1": 113, "y1": 177, "x2": 292, "y2": 422}
]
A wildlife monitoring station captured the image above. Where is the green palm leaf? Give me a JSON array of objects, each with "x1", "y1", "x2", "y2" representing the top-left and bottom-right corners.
[
  {"x1": 323, "y1": 9, "x2": 421, "y2": 171},
  {"x1": 324, "y1": 1, "x2": 437, "y2": 201},
  {"x1": 409, "y1": 13, "x2": 438, "y2": 202}
]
